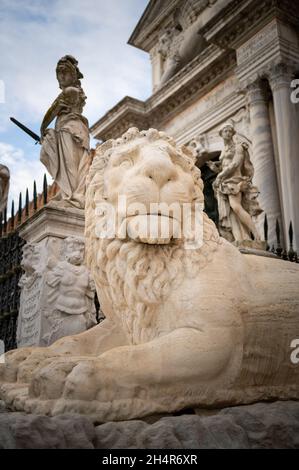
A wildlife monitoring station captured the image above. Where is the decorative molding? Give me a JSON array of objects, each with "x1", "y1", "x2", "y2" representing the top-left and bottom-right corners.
[
  {"x1": 203, "y1": 0, "x2": 277, "y2": 49},
  {"x1": 91, "y1": 0, "x2": 299, "y2": 142},
  {"x1": 128, "y1": 0, "x2": 220, "y2": 52},
  {"x1": 245, "y1": 78, "x2": 270, "y2": 105},
  {"x1": 128, "y1": 0, "x2": 180, "y2": 52},
  {"x1": 237, "y1": 21, "x2": 278, "y2": 65},
  {"x1": 235, "y1": 16, "x2": 299, "y2": 88},
  {"x1": 268, "y1": 62, "x2": 296, "y2": 91},
  {"x1": 201, "y1": 0, "x2": 299, "y2": 50},
  {"x1": 19, "y1": 204, "x2": 85, "y2": 243},
  {"x1": 91, "y1": 47, "x2": 236, "y2": 141}
]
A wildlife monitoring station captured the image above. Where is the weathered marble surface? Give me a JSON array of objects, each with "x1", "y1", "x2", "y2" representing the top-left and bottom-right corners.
[
  {"x1": 207, "y1": 122, "x2": 262, "y2": 243},
  {"x1": 16, "y1": 204, "x2": 95, "y2": 347},
  {"x1": 17, "y1": 244, "x2": 44, "y2": 347},
  {"x1": 17, "y1": 236, "x2": 96, "y2": 347},
  {"x1": 0, "y1": 401, "x2": 298, "y2": 449},
  {"x1": 40, "y1": 55, "x2": 91, "y2": 209},
  {"x1": 246, "y1": 78, "x2": 282, "y2": 247}
]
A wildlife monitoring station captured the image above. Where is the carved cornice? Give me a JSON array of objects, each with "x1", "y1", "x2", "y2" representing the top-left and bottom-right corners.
[
  {"x1": 203, "y1": 0, "x2": 276, "y2": 49},
  {"x1": 150, "y1": 51, "x2": 236, "y2": 127},
  {"x1": 268, "y1": 62, "x2": 296, "y2": 92},
  {"x1": 91, "y1": 0, "x2": 299, "y2": 141},
  {"x1": 128, "y1": 0, "x2": 220, "y2": 52},
  {"x1": 238, "y1": 60, "x2": 298, "y2": 106},
  {"x1": 128, "y1": 0, "x2": 180, "y2": 52},
  {"x1": 202, "y1": 0, "x2": 299, "y2": 50},
  {"x1": 244, "y1": 78, "x2": 271, "y2": 105},
  {"x1": 18, "y1": 204, "x2": 85, "y2": 244},
  {"x1": 89, "y1": 97, "x2": 147, "y2": 138},
  {"x1": 91, "y1": 47, "x2": 236, "y2": 141}
]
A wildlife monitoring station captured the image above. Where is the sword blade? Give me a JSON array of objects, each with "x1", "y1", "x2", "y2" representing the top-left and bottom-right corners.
[{"x1": 10, "y1": 117, "x2": 41, "y2": 143}]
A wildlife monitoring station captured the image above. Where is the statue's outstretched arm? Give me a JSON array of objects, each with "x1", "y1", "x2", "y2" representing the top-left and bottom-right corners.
[{"x1": 40, "y1": 97, "x2": 62, "y2": 137}]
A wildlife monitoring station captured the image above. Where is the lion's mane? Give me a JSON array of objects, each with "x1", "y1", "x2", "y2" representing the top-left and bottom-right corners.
[{"x1": 85, "y1": 128, "x2": 221, "y2": 344}]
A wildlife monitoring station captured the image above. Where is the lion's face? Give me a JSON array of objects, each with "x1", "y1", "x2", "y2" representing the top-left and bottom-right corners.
[
  {"x1": 85, "y1": 129, "x2": 219, "y2": 342},
  {"x1": 97, "y1": 134, "x2": 202, "y2": 244}
]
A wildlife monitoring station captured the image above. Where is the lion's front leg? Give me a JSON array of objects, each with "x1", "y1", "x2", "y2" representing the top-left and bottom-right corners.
[
  {"x1": 0, "y1": 318, "x2": 128, "y2": 386},
  {"x1": 27, "y1": 326, "x2": 238, "y2": 420}
]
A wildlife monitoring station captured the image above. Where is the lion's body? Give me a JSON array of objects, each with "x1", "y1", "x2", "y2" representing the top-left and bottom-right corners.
[{"x1": 1, "y1": 128, "x2": 298, "y2": 421}]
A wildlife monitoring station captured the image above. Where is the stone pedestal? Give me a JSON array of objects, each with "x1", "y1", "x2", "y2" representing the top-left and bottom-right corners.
[
  {"x1": 18, "y1": 201, "x2": 85, "y2": 243},
  {"x1": 16, "y1": 202, "x2": 96, "y2": 348},
  {"x1": 246, "y1": 79, "x2": 282, "y2": 247}
]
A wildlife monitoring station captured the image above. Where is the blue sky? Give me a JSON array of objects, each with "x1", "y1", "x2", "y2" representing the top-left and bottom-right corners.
[{"x1": 0, "y1": 0, "x2": 151, "y2": 211}]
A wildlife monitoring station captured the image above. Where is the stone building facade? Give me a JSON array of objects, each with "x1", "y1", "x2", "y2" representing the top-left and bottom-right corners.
[{"x1": 90, "y1": 0, "x2": 299, "y2": 249}]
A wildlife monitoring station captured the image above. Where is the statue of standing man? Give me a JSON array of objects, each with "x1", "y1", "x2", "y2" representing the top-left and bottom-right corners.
[
  {"x1": 40, "y1": 55, "x2": 91, "y2": 209},
  {"x1": 208, "y1": 122, "x2": 263, "y2": 244}
]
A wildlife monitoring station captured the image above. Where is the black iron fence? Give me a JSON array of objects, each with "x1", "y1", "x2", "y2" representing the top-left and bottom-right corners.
[
  {"x1": 0, "y1": 176, "x2": 50, "y2": 352},
  {"x1": 0, "y1": 230, "x2": 25, "y2": 351}
]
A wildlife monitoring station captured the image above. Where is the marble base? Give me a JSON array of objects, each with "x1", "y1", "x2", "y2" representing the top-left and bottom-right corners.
[
  {"x1": 19, "y1": 201, "x2": 85, "y2": 243},
  {"x1": 16, "y1": 204, "x2": 96, "y2": 347}
]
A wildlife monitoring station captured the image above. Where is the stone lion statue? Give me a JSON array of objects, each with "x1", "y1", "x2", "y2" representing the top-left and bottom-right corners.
[{"x1": 1, "y1": 128, "x2": 299, "y2": 422}]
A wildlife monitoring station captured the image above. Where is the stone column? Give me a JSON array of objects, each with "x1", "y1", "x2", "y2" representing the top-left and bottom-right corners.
[
  {"x1": 246, "y1": 78, "x2": 283, "y2": 247},
  {"x1": 150, "y1": 46, "x2": 163, "y2": 92},
  {"x1": 268, "y1": 63, "x2": 299, "y2": 249}
]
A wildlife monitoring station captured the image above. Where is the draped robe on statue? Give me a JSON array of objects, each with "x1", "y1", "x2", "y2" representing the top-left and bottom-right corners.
[{"x1": 40, "y1": 88, "x2": 90, "y2": 209}]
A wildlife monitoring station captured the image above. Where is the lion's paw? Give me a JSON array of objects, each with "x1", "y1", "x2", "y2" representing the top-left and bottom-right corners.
[
  {"x1": 63, "y1": 361, "x2": 99, "y2": 401},
  {"x1": 29, "y1": 356, "x2": 94, "y2": 400},
  {"x1": 0, "y1": 347, "x2": 35, "y2": 383},
  {"x1": 17, "y1": 349, "x2": 62, "y2": 383}
]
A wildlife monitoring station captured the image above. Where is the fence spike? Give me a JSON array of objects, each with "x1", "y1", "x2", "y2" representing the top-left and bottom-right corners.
[
  {"x1": 33, "y1": 180, "x2": 37, "y2": 211},
  {"x1": 275, "y1": 219, "x2": 280, "y2": 244},
  {"x1": 18, "y1": 192, "x2": 22, "y2": 223},
  {"x1": 3, "y1": 206, "x2": 7, "y2": 233},
  {"x1": 282, "y1": 249, "x2": 288, "y2": 261},
  {"x1": 25, "y1": 188, "x2": 29, "y2": 217},
  {"x1": 264, "y1": 214, "x2": 268, "y2": 241},
  {"x1": 10, "y1": 200, "x2": 15, "y2": 230},
  {"x1": 43, "y1": 173, "x2": 48, "y2": 205},
  {"x1": 289, "y1": 221, "x2": 293, "y2": 248},
  {"x1": 275, "y1": 219, "x2": 282, "y2": 257},
  {"x1": 263, "y1": 214, "x2": 269, "y2": 250},
  {"x1": 288, "y1": 221, "x2": 296, "y2": 262}
]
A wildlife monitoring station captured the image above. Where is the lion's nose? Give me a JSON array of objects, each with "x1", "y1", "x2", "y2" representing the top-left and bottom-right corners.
[{"x1": 143, "y1": 161, "x2": 177, "y2": 188}]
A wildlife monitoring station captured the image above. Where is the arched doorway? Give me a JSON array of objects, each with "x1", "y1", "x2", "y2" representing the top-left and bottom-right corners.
[{"x1": 196, "y1": 152, "x2": 220, "y2": 228}]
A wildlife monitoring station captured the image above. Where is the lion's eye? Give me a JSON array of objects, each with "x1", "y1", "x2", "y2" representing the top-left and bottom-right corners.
[{"x1": 119, "y1": 159, "x2": 132, "y2": 167}]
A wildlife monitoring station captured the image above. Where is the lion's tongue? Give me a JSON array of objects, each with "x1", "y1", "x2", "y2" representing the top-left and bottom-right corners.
[{"x1": 126, "y1": 214, "x2": 181, "y2": 244}]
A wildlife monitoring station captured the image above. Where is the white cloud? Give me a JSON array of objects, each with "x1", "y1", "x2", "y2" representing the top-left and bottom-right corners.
[
  {"x1": 0, "y1": 0, "x2": 151, "y2": 129},
  {"x1": 0, "y1": 141, "x2": 52, "y2": 213},
  {"x1": 0, "y1": 0, "x2": 151, "y2": 212}
]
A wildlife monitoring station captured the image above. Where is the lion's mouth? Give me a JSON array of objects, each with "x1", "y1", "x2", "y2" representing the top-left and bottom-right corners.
[
  {"x1": 121, "y1": 213, "x2": 181, "y2": 245},
  {"x1": 127, "y1": 211, "x2": 177, "y2": 220}
]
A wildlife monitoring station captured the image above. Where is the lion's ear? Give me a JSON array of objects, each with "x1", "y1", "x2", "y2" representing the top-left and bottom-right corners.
[
  {"x1": 96, "y1": 139, "x2": 114, "y2": 155},
  {"x1": 87, "y1": 142, "x2": 112, "y2": 187},
  {"x1": 180, "y1": 144, "x2": 197, "y2": 165}
]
